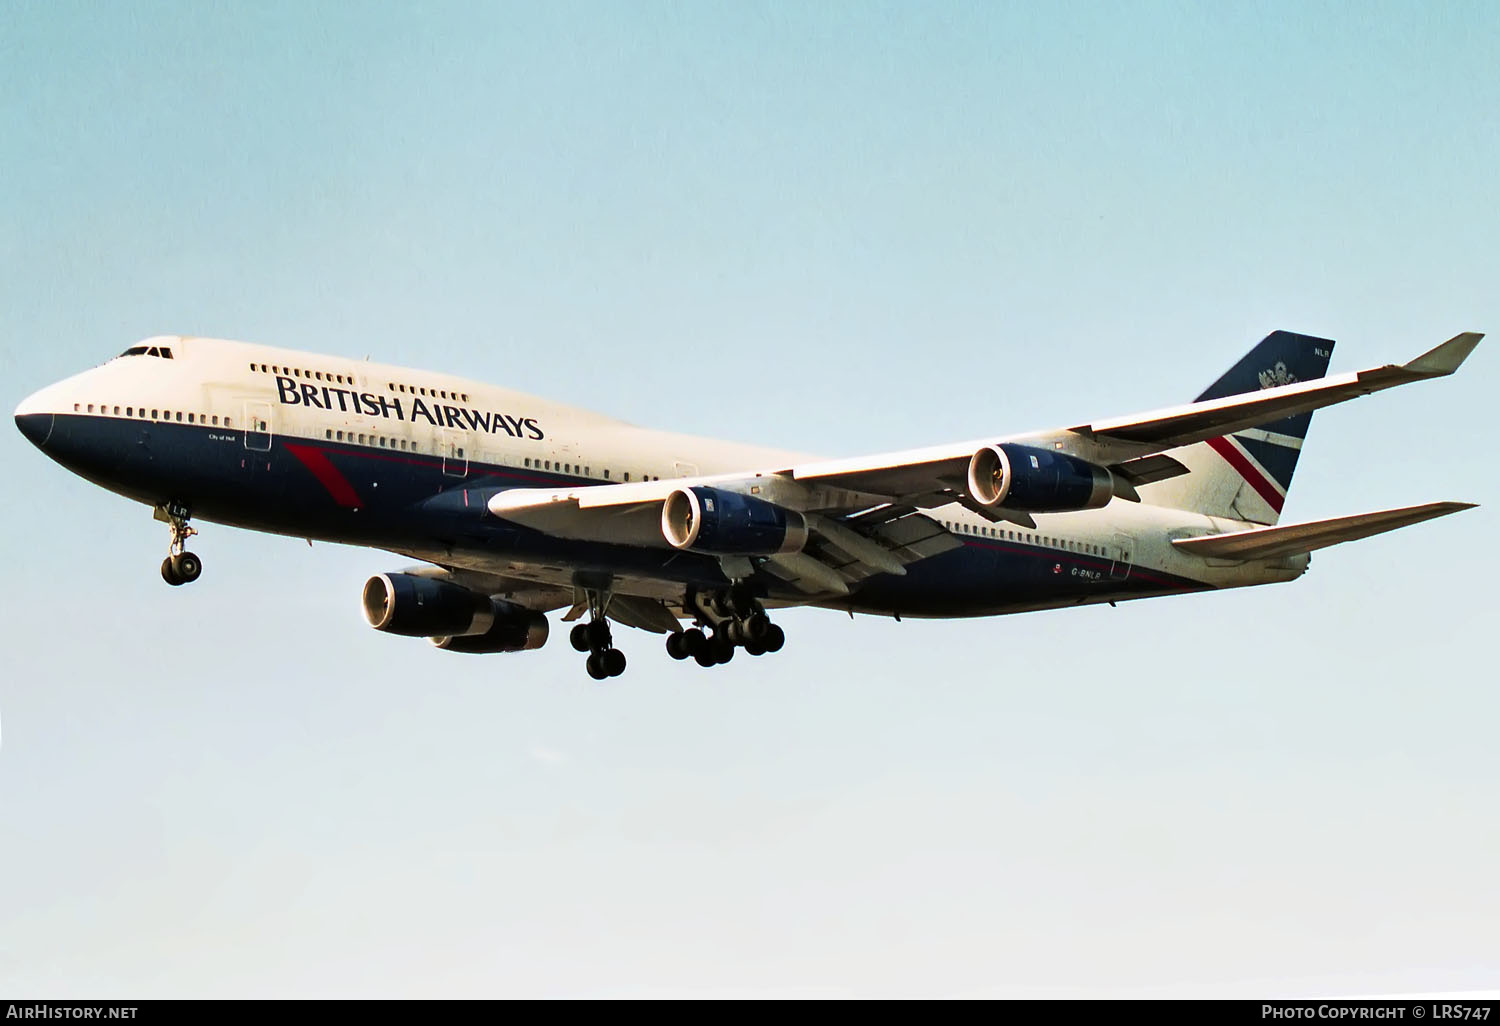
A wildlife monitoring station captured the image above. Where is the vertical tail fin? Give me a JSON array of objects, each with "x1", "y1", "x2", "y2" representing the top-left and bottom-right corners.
[{"x1": 1144, "y1": 330, "x2": 1335, "y2": 525}]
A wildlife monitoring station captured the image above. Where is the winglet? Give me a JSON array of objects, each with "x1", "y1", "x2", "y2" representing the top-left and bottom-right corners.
[{"x1": 1403, "y1": 332, "x2": 1483, "y2": 377}]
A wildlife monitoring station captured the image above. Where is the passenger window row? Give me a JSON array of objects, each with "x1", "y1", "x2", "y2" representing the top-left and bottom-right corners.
[
  {"x1": 386, "y1": 381, "x2": 470, "y2": 403},
  {"x1": 251, "y1": 362, "x2": 355, "y2": 386},
  {"x1": 940, "y1": 519, "x2": 1109, "y2": 557},
  {"x1": 247, "y1": 362, "x2": 474, "y2": 404},
  {"x1": 325, "y1": 429, "x2": 429, "y2": 453},
  {"x1": 518, "y1": 459, "x2": 664, "y2": 483},
  {"x1": 75, "y1": 402, "x2": 229, "y2": 427},
  {"x1": 522, "y1": 458, "x2": 594, "y2": 476}
]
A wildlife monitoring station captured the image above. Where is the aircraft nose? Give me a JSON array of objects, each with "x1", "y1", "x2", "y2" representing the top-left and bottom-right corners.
[{"x1": 15, "y1": 392, "x2": 56, "y2": 449}]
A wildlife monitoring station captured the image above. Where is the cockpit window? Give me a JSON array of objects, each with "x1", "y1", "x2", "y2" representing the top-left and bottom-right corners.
[{"x1": 117, "y1": 345, "x2": 174, "y2": 359}]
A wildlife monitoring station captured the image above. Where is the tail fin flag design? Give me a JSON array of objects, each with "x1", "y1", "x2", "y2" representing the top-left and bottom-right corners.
[{"x1": 1145, "y1": 330, "x2": 1335, "y2": 526}]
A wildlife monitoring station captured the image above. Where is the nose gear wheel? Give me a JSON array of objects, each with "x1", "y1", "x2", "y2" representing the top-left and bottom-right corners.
[{"x1": 156, "y1": 503, "x2": 203, "y2": 587}]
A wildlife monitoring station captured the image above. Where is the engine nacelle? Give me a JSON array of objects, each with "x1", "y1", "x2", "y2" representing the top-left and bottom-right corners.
[
  {"x1": 661, "y1": 486, "x2": 808, "y2": 555},
  {"x1": 430, "y1": 600, "x2": 549, "y2": 654},
  {"x1": 967, "y1": 443, "x2": 1114, "y2": 513},
  {"x1": 362, "y1": 573, "x2": 499, "y2": 638}
]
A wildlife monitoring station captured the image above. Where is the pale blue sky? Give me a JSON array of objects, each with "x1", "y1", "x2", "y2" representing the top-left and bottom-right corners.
[{"x1": 2, "y1": 1, "x2": 1497, "y2": 997}]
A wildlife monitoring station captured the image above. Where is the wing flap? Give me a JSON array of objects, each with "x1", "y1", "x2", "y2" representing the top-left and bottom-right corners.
[
  {"x1": 1171, "y1": 501, "x2": 1476, "y2": 561},
  {"x1": 806, "y1": 513, "x2": 908, "y2": 576},
  {"x1": 604, "y1": 594, "x2": 683, "y2": 634},
  {"x1": 845, "y1": 506, "x2": 962, "y2": 561},
  {"x1": 763, "y1": 551, "x2": 853, "y2": 595},
  {"x1": 1109, "y1": 453, "x2": 1191, "y2": 488}
]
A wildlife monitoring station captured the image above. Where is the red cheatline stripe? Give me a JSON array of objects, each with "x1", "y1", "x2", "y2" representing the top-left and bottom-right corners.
[
  {"x1": 1205, "y1": 436, "x2": 1284, "y2": 513},
  {"x1": 285, "y1": 443, "x2": 363, "y2": 509}
]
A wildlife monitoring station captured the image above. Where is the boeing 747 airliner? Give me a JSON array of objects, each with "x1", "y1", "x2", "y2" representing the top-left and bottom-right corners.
[{"x1": 15, "y1": 330, "x2": 1480, "y2": 678}]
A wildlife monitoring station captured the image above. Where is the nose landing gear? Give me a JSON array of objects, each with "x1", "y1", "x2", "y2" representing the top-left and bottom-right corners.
[{"x1": 156, "y1": 502, "x2": 203, "y2": 587}]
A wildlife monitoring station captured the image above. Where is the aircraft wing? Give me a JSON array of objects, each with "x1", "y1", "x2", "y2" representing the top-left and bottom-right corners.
[
  {"x1": 489, "y1": 479, "x2": 671, "y2": 548},
  {"x1": 485, "y1": 332, "x2": 1479, "y2": 593},
  {"x1": 488, "y1": 481, "x2": 960, "y2": 596},
  {"x1": 1170, "y1": 501, "x2": 1476, "y2": 561},
  {"x1": 790, "y1": 332, "x2": 1482, "y2": 495}
]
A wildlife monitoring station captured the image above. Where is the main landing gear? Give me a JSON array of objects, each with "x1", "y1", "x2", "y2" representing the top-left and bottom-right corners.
[
  {"x1": 665, "y1": 585, "x2": 785, "y2": 670},
  {"x1": 568, "y1": 588, "x2": 626, "y2": 681},
  {"x1": 563, "y1": 582, "x2": 785, "y2": 680},
  {"x1": 156, "y1": 502, "x2": 203, "y2": 587}
]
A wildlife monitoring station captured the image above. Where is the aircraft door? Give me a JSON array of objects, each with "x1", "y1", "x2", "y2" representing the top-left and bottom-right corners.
[
  {"x1": 1109, "y1": 533, "x2": 1133, "y2": 581},
  {"x1": 238, "y1": 398, "x2": 284, "y2": 502},
  {"x1": 440, "y1": 429, "x2": 468, "y2": 478},
  {"x1": 244, "y1": 401, "x2": 273, "y2": 452}
]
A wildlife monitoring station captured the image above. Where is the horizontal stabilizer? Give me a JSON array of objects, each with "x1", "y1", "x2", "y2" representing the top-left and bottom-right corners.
[{"x1": 1172, "y1": 501, "x2": 1476, "y2": 561}]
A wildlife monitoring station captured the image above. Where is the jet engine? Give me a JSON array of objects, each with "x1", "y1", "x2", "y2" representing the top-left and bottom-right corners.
[
  {"x1": 430, "y1": 600, "x2": 549, "y2": 654},
  {"x1": 967, "y1": 443, "x2": 1115, "y2": 513},
  {"x1": 362, "y1": 573, "x2": 546, "y2": 652},
  {"x1": 661, "y1": 486, "x2": 808, "y2": 555}
]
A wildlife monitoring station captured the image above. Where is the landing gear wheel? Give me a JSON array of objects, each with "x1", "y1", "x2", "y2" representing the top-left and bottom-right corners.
[
  {"x1": 763, "y1": 624, "x2": 785, "y2": 653},
  {"x1": 693, "y1": 647, "x2": 718, "y2": 668},
  {"x1": 570, "y1": 623, "x2": 592, "y2": 652},
  {"x1": 157, "y1": 504, "x2": 202, "y2": 586},
  {"x1": 603, "y1": 648, "x2": 627, "y2": 677},
  {"x1": 743, "y1": 637, "x2": 766, "y2": 656},
  {"x1": 666, "y1": 633, "x2": 690, "y2": 661},
  {"x1": 586, "y1": 619, "x2": 612, "y2": 649},
  {"x1": 744, "y1": 612, "x2": 770, "y2": 641},
  {"x1": 682, "y1": 628, "x2": 707, "y2": 656},
  {"x1": 173, "y1": 551, "x2": 203, "y2": 583},
  {"x1": 586, "y1": 653, "x2": 609, "y2": 680},
  {"x1": 712, "y1": 632, "x2": 736, "y2": 665}
]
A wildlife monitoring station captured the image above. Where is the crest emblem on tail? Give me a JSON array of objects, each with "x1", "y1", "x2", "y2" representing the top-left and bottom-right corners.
[{"x1": 1257, "y1": 362, "x2": 1299, "y2": 389}]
